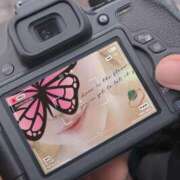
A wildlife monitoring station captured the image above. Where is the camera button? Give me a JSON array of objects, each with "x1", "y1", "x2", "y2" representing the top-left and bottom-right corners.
[
  {"x1": 98, "y1": 14, "x2": 109, "y2": 25},
  {"x1": 134, "y1": 33, "x2": 153, "y2": 44},
  {"x1": 148, "y1": 42, "x2": 166, "y2": 53},
  {"x1": 1, "y1": 64, "x2": 14, "y2": 76},
  {"x1": 174, "y1": 100, "x2": 180, "y2": 111}
]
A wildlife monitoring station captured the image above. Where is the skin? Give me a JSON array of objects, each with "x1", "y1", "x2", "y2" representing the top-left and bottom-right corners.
[
  {"x1": 156, "y1": 55, "x2": 180, "y2": 90},
  {"x1": 82, "y1": 155, "x2": 132, "y2": 180}
]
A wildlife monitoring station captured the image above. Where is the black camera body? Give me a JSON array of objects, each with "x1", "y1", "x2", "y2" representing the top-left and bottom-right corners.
[{"x1": 0, "y1": 0, "x2": 180, "y2": 179}]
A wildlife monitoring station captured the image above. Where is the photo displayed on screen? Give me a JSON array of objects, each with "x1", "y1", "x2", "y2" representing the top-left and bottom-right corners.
[{"x1": 6, "y1": 42, "x2": 157, "y2": 174}]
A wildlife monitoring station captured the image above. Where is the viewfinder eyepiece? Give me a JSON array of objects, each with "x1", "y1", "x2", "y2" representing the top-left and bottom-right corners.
[
  {"x1": 9, "y1": 0, "x2": 92, "y2": 65},
  {"x1": 32, "y1": 14, "x2": 62, "y2": 42}
]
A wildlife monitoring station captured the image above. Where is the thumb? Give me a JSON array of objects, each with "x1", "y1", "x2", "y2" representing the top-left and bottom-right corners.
[{"x1": 155, "y1": 55, "x2": 180, "y2": 91}]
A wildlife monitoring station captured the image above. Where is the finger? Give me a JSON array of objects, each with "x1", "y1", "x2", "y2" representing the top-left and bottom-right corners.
[
  {"x1": 85, "y1": 155, "x2": 131, "y2": 180},
  {"x1": 156, "y1": 55, "x2": 180, "y2": 90}
]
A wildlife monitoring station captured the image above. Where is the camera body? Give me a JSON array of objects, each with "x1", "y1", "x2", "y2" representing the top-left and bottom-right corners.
[{"x1": 0, "y1": 0, "x2": 180, "y2": 179}]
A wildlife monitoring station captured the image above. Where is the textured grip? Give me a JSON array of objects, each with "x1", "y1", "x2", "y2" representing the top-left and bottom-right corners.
[{"x1": 0, "y1": 125, "x2": 27, "y2": 180}]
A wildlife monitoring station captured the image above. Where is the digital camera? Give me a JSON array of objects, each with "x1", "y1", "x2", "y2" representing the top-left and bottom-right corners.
[{"x1": 0, "y1": 0, "x2": 180, "y2": 179}]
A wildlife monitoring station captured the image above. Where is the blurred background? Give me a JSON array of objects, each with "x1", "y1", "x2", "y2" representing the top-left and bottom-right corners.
[
  {"x1": 0, "y1": 0, "x2": 16, "y2": 24},
  {"x1": 0, "y1": 0, "x2": 92, "y2": 25},
  {"x1": 0, "y1": 0, "x2": 107, "y2": 25}
]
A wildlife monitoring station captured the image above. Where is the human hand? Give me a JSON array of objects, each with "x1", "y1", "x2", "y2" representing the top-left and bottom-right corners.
[
  {"x1": 82, "y1": 155, "x2": 132, "y2": 180},
  {"x1": 156, "y1": 55, "x2": 180, "y2": 90}
]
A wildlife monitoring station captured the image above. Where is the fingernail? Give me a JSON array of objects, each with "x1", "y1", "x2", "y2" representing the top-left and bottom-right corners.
[{"x1": 156, "y1": 55, "x2": 180, "y2": 90}]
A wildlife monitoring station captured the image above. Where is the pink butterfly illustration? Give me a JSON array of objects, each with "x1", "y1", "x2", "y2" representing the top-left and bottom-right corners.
[{"x1": 6, "y1": 64, "x2": 79, "y2": 141}]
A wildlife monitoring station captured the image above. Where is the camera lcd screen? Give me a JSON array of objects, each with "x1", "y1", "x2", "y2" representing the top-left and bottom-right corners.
[{"x1": 6, "y1": 42, "x2": 157, "y2": 174}]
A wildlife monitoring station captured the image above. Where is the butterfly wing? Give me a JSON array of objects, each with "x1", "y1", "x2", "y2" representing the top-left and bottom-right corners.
[
  {"x1": 41, "y1": 64, "x2": 79, "y2": 114},
  {"x1": 6, "y1": 86, "x2": 47, "y2": 141},
  {"x1": 40, "y1": 64, "x2": 76, "y2": 87},
  {"x1": 46, "y1": 73, "x2": 79, "y2": 114},
  {"x1": 6, "y1": 64, "x2": 79, "y2": 141}
]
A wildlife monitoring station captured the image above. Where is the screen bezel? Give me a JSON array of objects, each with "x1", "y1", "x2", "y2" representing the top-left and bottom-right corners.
[
  {"x1": 0, "y1": 28, "x2": 175, "y2": 180},
  {"x1": 4, "y1": 39, "x2": 158, "y2": 175}
]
